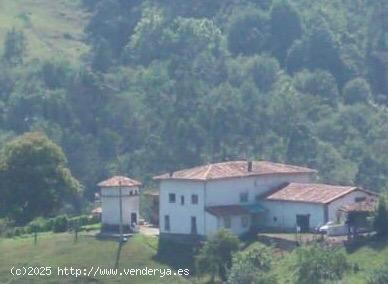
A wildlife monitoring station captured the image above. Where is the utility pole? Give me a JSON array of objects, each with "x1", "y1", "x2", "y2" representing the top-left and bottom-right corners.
[
  {"x1": 119, "y1": 180, "x2": 123, "y2": 243},
  {"x1": 34, "y1": 227, "x2": 37, "y2": 246}
]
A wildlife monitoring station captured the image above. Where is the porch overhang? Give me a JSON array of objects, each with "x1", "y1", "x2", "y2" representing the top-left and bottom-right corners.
[
  {"x1": 205, "y1": 204, "x2": 267, "y2": 217},
  {"x1": 206, "y1": 205, "x2": 249, "y2": 217},
  {"x1": 242, "y1": 204, "x2": 267, "y2": 214}
]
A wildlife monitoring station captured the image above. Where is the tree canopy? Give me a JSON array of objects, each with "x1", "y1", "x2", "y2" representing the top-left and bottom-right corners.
[
  {"x1": 0, "y1": 0, "x2": 386, "y2": 214},
  {"x1": 0, "y1": 132, "x2": 81, "y2": 224}
]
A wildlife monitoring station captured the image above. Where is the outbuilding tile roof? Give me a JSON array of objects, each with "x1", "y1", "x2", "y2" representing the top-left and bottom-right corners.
[
  {"x1": 153, "y1": 161, "x2": 316, "y2": 181},
  {"x1": 339, "y1": 198, "x2": 378, "y2": 213},
  {"x1": 97, "y1": 176, "x2": 141, "y2": 188},
  {"x1": 206, "y1": 205, "x2": 250, "y2": 216},
  {"x1": 265, "y1": 183, "x2": 360, "y2": 204}
]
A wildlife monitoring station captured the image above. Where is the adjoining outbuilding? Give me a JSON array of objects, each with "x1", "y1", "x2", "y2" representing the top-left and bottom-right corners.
[
  {"x1": 97, "y1": 176, "x2": 141, "y2": 234},
  {"x1": 262, "y1": 183, "x2": 377, "y2": 232}
]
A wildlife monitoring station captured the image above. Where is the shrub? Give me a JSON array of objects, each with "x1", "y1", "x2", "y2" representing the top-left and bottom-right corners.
[
  {"x1": 0, "y1": 218, "x2": 13, "y2": 237},
  {"x1": 52, "y1": 215, "x2": 68, "y2": 233},
  {"x1": 196, "y1": 229, "x2": 240, "y2": 282},
  {"x1": 368, "y1": 262, "x2": 388, "y2": 284},
  {"x1": 13, "y1": 227, "x2": 26, "y2": 237},
  {"x1": 68, "y1": 215, "x2": 99, "y2": 230},
  {"x1": 27, "y1": 217, "x2": 53, "y2": 233},
  {"x1": 374, "y1": 198, "x2": 388, "y2": 237},
  {"x1": 291, "y1": 244, "x2": 349, "y2": 284},
  {"x1": 228, "y1": 244, "x2": 276, "y2": 284}
]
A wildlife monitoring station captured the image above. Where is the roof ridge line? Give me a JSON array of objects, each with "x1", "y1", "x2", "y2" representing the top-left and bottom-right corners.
[
  {"x1": 325, "y1": 187, "x2": 357, "y2": 203},
  {"x1": 203, "y1": 163, "x2": 213, "y2": 179}
]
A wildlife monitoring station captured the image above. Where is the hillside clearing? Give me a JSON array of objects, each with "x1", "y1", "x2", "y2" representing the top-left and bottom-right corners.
[{"x1": 0, "y1": 0, "x2": 89, "y2": 62}]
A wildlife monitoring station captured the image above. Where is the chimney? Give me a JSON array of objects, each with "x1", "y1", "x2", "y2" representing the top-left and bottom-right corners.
[{"x1": 248, "y1": 161, "x2": 253, "y2": 172}]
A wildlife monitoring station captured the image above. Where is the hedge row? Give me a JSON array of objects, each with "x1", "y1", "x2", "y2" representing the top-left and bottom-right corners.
[{"x1": 1, "y1": 215, "x2": 100, "y2": 238}]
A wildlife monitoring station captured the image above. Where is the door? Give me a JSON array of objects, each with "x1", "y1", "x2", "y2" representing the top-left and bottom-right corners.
[
  {"x1": 296, "y1": 214, "x2": 310, "y2": 232},
  {"x1": 191, "y1": 216, "x2": 197, "y2": 235},
  {"x1": 131, "y1": 213, "x2": 137, "y2": 225}
]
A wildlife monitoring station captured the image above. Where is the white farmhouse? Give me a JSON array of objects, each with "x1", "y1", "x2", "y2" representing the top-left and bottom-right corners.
[
  {"x1": 153, "y1": 160, "x2": 374, "y2": 240},
  {"x1": 97, "y1": 176, "x2": 141, "y2": 233}
]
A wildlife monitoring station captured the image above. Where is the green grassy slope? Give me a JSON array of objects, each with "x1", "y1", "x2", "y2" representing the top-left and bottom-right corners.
[
  {"x1": 344, "y1": 239, "x2": 388, "y2": 284},
  {"x1": 0, "y1": 233, "x2": 190, "y2": 283},
  {"x1": 1, "y1": 232, "x2": 387, "y2": 283},
  {"x1": 0, "y1": 0, "x2": 89, "y2": 62}
]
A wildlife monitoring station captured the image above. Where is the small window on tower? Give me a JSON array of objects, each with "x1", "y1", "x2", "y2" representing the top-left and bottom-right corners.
[
  {"x1": 181, "y1": 195, "x2": 185, "y2": 205},
  {"x1": 240, "y1": 192, "x2": 249, "y2": 203},
  {"x1": 191, "y1": 194, "x2": 198, "y2": 204},
  {"x1": 169, "y1": 193, "x2": 176, "y2": 203}
]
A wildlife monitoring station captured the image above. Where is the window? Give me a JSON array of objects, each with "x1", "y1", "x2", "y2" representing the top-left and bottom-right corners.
[
  {"x1": 355, "y1": 197, "x2": 366, "y2": 203},
  {"x1": 191, "y1": 217, "x2": 197, "y2": 234},
  {"x1": 241, "y1": 216, "x2": 249, "y2": 228},
  {"x1": 224, "y1": 216, "x2": 231, "y2": 228},
  {"x1": 191, "y1": 194, "x2": 198, "y2": 204},
  {"x1": 169, "y1": 193, "x2": 176, "y2": 203},
  {"x1": 181, "y1": 195, "x2": 185, "y2": 205},
  {"x1": 240, "y1": 192, "x2": 249, "y2": 203},
  {"x1": 164, "y1": 215, "x2": 170, "y2": 231}
]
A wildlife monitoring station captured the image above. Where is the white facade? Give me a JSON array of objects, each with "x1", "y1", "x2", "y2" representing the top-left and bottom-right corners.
[
  {"x1": 261, "y1": 200, "x2": 325, "y2": 230},
  {"x1": 159, "y1": 180, "x2": 206, "y2": 235},
  {"x1": 101, "y1": 186, "x2": 140, "y2": 227},
  {"x1": 159, "y1": 172, "x2": 315, "y2": 237}
]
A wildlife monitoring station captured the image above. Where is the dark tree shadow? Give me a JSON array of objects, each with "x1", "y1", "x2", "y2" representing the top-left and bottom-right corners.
[
  {"x1": 345, "y1": 235, "x2": 388, "y2": 254},
  {"x1": 153, "y1": 238, "x2": 199, "y2": 272}
]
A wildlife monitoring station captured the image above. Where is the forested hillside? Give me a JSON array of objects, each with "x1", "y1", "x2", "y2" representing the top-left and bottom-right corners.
[{"x1": 0, "y1": 0, "x2": 387, "y2": 208}]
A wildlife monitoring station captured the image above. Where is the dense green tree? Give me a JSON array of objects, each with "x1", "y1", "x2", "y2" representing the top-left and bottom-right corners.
[
  {"x1": 307, "y1": 17, "x2": 346, "y2": 85},
  {"x1": 294, "y1": 69, "x2": 339, "y2": 105},
  {"x1": 86, "y1": 0, "x2": 141, "y2": 58},
  {"x1": 356, "y1": 157, "x2": 387, "y2": 191},
  {"x1": 228, "y1": 244, "x2": 276, "y2": 284},
  {"x1": 0, "y1": 132, "x2": 81, "y2": 224},
  {"x1": 125, "y1": 7, "x2": 167, "y2": 65},
  {"x1": 342, "y1": 77, "x2": 372, "y2": 104},
  {"x1": 0, "y1": 0, "x2": 388, "y2": 220},
  {"x1": 249, "y1": 55, "x2": 280, "y2": 92},
  {"x1": 374, "y1": 198, "x2": 388, "y2": 237},
  {"x1": 285, "y1": 39, "x2": 307, "y2": 73},
  {"x1": 291, "y1": 245, "x2": 349, "y2": 284},
  {"x1": 2, "y1": 28, "x2": 26, "y2": 65},
  {"x1": 270, "y1": 0, "x2": 302, "y2": 64},
  {"x1": 196, "y1": 229, "x2": 240, "y2": 282},
  {"x1": 227, "y1": 9, "x2": 270, "y2": 56}
]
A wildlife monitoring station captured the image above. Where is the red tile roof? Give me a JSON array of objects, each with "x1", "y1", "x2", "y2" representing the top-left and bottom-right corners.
[
  {"x1": 206, "y1": 205, "x2": 250, "y2": 216},
  {"x1": 153, "y1": 161, "x2": 316, "y2": 181},
  {"x1": 97, "y1": 176, "x2": 141, "y2": 188},
  {"x1": 265, "y1": 183, "x2": 360, "y2": 204},
  {"x1": 339, "y1": 198, "x2": 378, "y2": 213}
]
